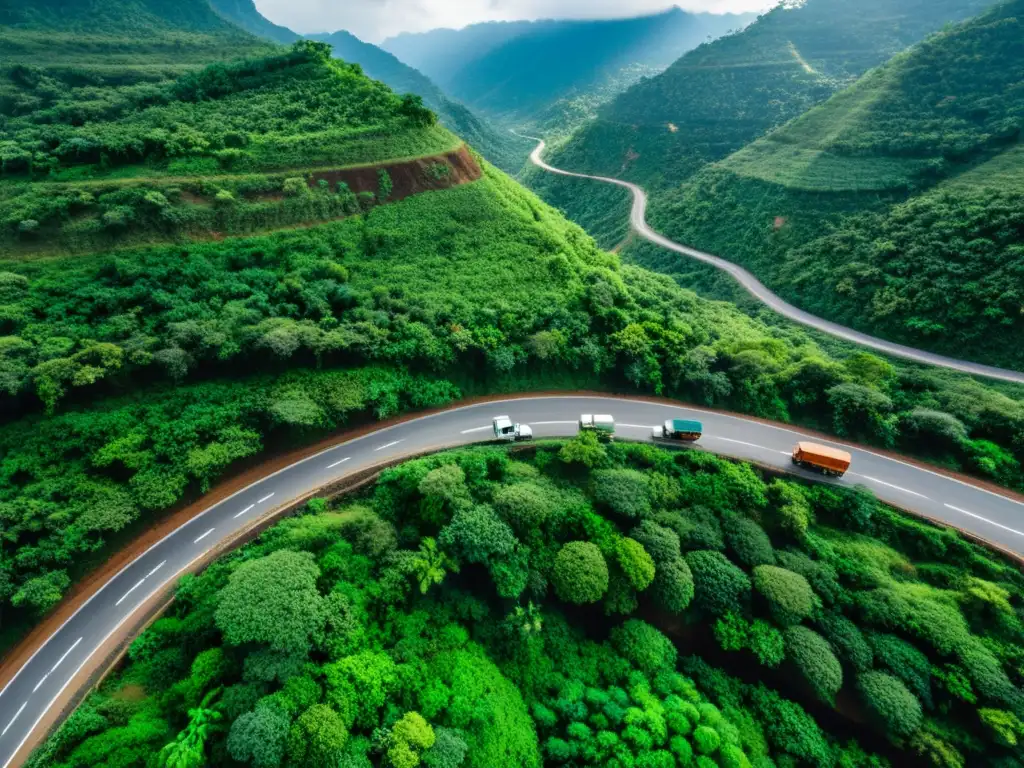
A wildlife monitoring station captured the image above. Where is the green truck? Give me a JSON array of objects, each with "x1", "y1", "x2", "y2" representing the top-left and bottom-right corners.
[{"x1": 653, "y1": 419, "x2": 703, "y2": 442}]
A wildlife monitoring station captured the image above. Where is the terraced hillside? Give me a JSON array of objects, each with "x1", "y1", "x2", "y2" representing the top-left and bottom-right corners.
[
  {"x1": 648, "y1": 0, "x2": 1024, "y2": 370},
  {"x1": 528, "y1": 0, "x2": 994, "y2": 246}
]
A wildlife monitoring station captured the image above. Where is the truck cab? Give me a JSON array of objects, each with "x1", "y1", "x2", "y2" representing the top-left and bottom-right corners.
[
  {"x1": 653, "y1": 419, "x2": 702, "y2": 442},
  {"x1": 579, "y1": 414, "x2": 615, "y2": 441},
  {"x1": 492, "y1": 416, "x2": 533, "y2": 442}
]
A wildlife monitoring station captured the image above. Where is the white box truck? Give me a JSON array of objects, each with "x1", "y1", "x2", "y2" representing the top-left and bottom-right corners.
[{"x1": 493, "y1": 416, "x2": 533, "y2": 442}]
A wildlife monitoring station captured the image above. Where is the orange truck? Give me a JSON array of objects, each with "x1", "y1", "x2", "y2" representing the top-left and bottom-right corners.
[{"x1": 792, "y1": 441, "x2": 852, "y2": 477}]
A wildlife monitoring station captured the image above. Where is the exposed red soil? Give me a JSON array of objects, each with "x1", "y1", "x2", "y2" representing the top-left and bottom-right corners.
[{"x1": 1, "y1": 390, "x2": 1022, "y2": 765}]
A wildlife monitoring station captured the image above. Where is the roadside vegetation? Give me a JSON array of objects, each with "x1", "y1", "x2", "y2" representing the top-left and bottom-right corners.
[{"x1": 30, "y1": 440, "x2": 1024, "y2": 767}]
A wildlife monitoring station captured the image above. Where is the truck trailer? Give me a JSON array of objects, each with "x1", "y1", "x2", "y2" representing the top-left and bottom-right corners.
[
  {"x1": 653, "y1": 419, "x2": 702, "y2": 442},
  {"x1": 792, "y1": 441, "x2": 851, "y2": 477},
  {"x1": 493, "y1": 416, "x2": 532, "y2": 442},
  {"x1": 579, "y1": 414, "x2": 615, "y2": 441}
]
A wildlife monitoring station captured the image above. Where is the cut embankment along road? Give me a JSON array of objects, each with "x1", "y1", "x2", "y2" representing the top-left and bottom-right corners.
[
  {"x1": 520, "y1": 135, "x2": 1024, "y2": 385},
  {"x1": 2, "y1": 394, "x2": 1024, "y2": 768}
]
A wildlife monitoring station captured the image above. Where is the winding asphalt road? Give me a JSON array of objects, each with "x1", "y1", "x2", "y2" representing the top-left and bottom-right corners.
[
  {"x1": 2, "y1": 395, "x2": 1024, "y2": 766},
  {"x1": 522, "y1": 136, "x2": 1024, "y2": 385}
]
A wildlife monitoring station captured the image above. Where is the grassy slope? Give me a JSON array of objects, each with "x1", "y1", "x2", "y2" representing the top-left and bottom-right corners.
[
  {"x1": 29, "y1": 442, "x2": 1024, "y2": 768},
  {"x1": 526, "y1": 0, "x2": 993, "y2": 233},
  {"x1": 649, "y1": 0, "x2": 1024, "y2": 369}
]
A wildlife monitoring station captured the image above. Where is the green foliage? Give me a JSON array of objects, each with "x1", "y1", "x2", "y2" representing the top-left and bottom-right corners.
[
  {"x1": 856, "y1": 671, "x2": 923, "y2": 738},
  {"x1": 752, "y1": 566, "x2": 819, "y2": 626},
  {"x1": 785, "y1": 627, "x2": 843, "y2": 704},
  {"x1": 685, "y1": 550, "x2": 751, "y2": 617},
  {"x1": 215, "y1": 550, "x2": 324, "y2": 654},
  {"x1": 552, "y1": 541, "x2": 609, "y2": 604},
  {"x1": 591, "y1": 469, "x2": 652, "y2": 519},
  {"x1": 38, "y1": 442, "x2": 1024, "y2": 768},
  {"x1": 615, "y1": 537, "x2": 656, "y2": 591},
  {"x1": 723, "y1": 515, "x2": 774, "y2": 567}
]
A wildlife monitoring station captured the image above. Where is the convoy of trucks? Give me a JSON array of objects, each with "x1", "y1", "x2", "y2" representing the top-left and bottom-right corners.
[{"x1": 490, "y1": 413, "x2": 853, "y2": 477}]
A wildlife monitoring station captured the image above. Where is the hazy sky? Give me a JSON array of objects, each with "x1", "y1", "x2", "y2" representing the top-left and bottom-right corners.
[{"x1": 255, "y1": 0, "x2": 773, "y2": 43}]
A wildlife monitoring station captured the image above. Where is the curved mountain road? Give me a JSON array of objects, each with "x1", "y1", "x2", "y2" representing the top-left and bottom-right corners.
[
  {"x1": 2, "y1": 395, "x2": 1024, "y2": 766},
  {"x1": 522, "y1": 136, "x2": 1024, "y2": 385}
]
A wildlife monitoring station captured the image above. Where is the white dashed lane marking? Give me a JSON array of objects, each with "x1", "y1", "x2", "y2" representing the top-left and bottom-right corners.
[
  {"x1": 114, "y1": 578, "x2": 146, "y2": 607},
  {"x1": 31, "y1": 638, "x2": 82, "y2": 694},
  {"x1": 529, "y1": 421, "x2": 577, "y2": 425},
  {"x1": 375, "y1": 440, "x2": 403, "y2": 451},
  {"x1": 705, "y1": 435, "x2": 790, "y2": 456},
  {"x1": 327, "y1": 457, "x2": 351, "y2": 469},
  {"x1": 460, "y1": 426, "x2": 491, "y2": 434},
  {"x1": 233, "y1": 504, "x2": 255, "y2": 519},
  {"x1": 619, "y1": 423, "x2": 657, "y2": 429},
  {"x1": 1, "y1": 703, "x2": 26, "y2": 737},
  {"x1": 945, "y1": 504, "x2": 1024, "y2": 537},
  {"x1": 858, "y1": 475, "x2": 929, "y2": 499},
  {"x1": 256, "y1": 493, "x2": 275, "y2": 504},
  {"x1": 193, "y1": 528, "x2": 215, "y2": 544}
]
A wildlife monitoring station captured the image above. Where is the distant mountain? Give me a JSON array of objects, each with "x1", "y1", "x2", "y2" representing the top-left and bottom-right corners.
[
  {"x1": 385, "y1": 8, "x2": 754, "y2": 124},
  {"x1": 1, "y1": 0, "x2": 246, "y2": 34},
  {"x1": 207, "y1": 0, "x2": 299, "y2": 43},
  {"x1": 544, "y1": 0, "x2": 995, "y2": 191},
  {"x1": 382, "y1": 20, "x2": 540, "y2": 88},
  {"x1": 646, "y1": 0, "x2": 1024, "y2": 369},
  {"x1": 204, "y1": 0, "x2": 529, "y2": 173}
]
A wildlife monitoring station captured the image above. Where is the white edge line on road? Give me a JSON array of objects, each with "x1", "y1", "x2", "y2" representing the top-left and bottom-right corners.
[
  {"x1": 460, "y1": 426, "x2": 491, "y2": 434},
  {"x1": 193, "y1": 528, "x2": 215, "y2": 544},
  {"x1": 1, "y1": 703, "x2": 26, "y2": 738},
  {"x1": 374, "y1": 440, "x2": 403, "y2": 451},
  {"x1": 233, "y1": 504, "x2": 255, "y2": 519},
  {"x1": 256, "y1": 493, "x2": 274, "y2": 504},
  {"x1": 114, "y1": 578, "x2": 146, "y2": 608},
  {"x1": 945, "y1": 504, "x2": 1024, "y2": 537},
  {"x1": 5, "y1": 392, "x2": 1024, "y2": 759},
  {"x1": 326, "y1": 457, "x2": 350, "y2": 469},
  {"x1": 1, "y1": 542, "x2": 241, "y2": 768},
  {"x1": 145, "y1": 561, "x2": 166, "y2": 579},
  {"x1": 859, "y1": 475, "x2": 929, "y2": 499}
]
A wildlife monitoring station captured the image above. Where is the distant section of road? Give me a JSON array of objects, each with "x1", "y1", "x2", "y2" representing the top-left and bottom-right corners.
[
  {"x1": 2, "y1": 394, "x2": 1024, "y2": 767},
  {"x1": 522, "y1": 135, "x2": 1024, "y2": 385}
]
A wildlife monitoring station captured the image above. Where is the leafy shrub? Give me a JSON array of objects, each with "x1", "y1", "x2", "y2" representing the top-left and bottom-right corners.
[
  {"x1": 685, "y1": 551, "x2": 751, "y2": 617},
  {"x1": 817, "y1": 613, "x2": 873, "y2": 672},
  {"x1": 552, "y1": 541, "x2": 609, "y2": 604},
  {"x1": 867, "y1": 632, "x2": 933, "y2": 708},
  {"x1": 785, "y1": 626, "x2": 843, "y2": 704},
  {"x1": 615, "y1": 537, "x2": 656, "y2": 591},
  {"x1": 630, "y1": 521, "x2": 681, "y2": 565},
  {"x1": 693, "y1": 725, "x2": 721, "y2": 755},
  {"x1": 752, "y1": 565, "x2": 819, "y2": 626},
  {"x1": 653, "y1": 557, "x2": 695, "y2": 613},
  {"x1": 591, "y1": 469, "x2": 652, "y2": 519},
  {"x1": 283, "y1": 177, "x2": 308, "y2": 197},
  {"x1": 610, "y1": 620, "x2": 678, "y2": 675},
  {"x1": 857, "y1": 671, "x2": 923, "y2": 737},
  {"x1": 723, "y1": 515, "x2": 775, "y2": 567}
]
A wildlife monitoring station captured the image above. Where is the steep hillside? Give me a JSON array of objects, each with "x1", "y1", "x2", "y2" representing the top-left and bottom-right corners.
[
  {"x1": 309, "y1": 31, "x2": 531, "y2": 173},
  {"x1": 201, "y1": 0, "x2": 529, "y2": 173},
  {"x1": 536, "y1": 0, "x2": 993, "y2": 201},
  {"x1": 1, "y1": 0, "x2": 272, "y2": 65},
  {"x1": 648, "y1": 0, "x2": 1024, "y2": 369},
  {"x1": 388, "y1": 9, "x2": 753, "y2": 126}
]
